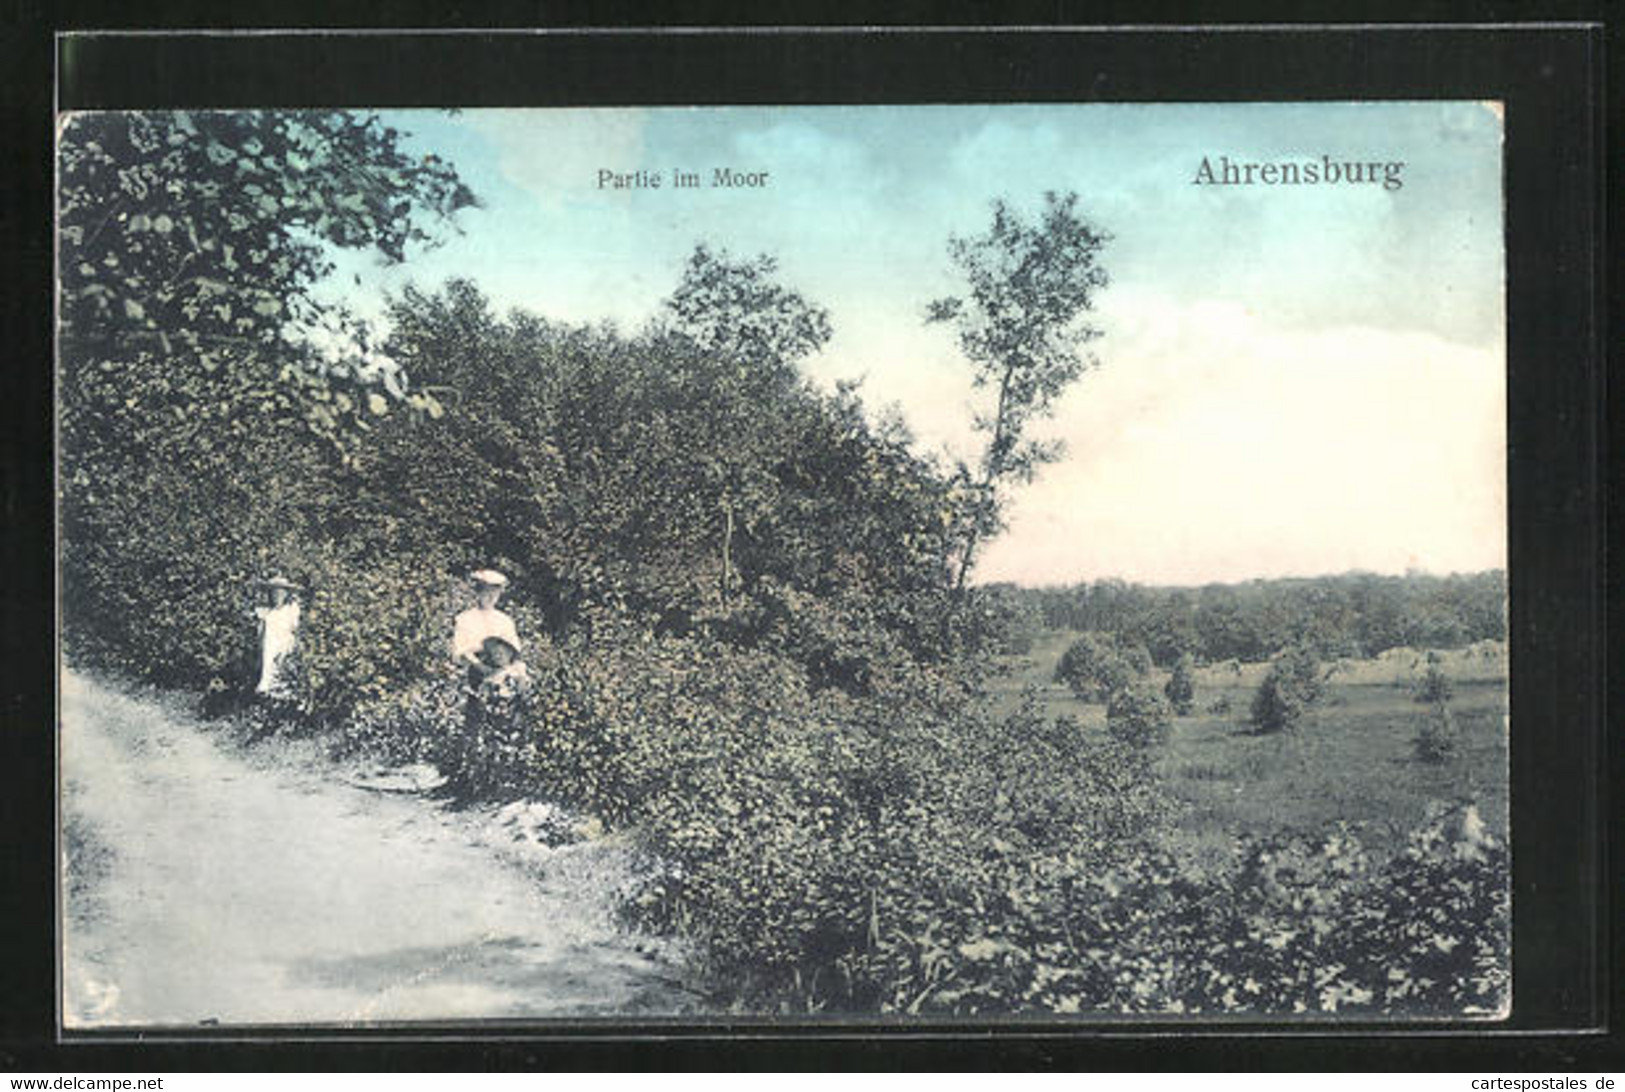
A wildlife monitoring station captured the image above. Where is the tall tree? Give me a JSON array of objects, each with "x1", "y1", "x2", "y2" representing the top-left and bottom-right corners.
[
  {"x1": 926, "y1": 191, "x2": 1109, "y2": 591},
  {"x1": 660, "y1": 245, "x2": 832, "y2": 603}
]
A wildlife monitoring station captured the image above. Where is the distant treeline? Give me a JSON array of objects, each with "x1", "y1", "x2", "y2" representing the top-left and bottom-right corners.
[{"x1": 990, "y1": 570, "x2": 1506, "y2": 666}]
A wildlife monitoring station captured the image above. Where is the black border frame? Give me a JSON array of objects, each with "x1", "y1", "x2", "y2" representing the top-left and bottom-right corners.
[{"x1": 3, "y1": 11, "x2": 1613, "y2": 1072}]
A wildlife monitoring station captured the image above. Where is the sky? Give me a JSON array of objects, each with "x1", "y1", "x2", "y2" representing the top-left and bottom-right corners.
[{"x1": 318, "y1": 103, "x2": 1505, "y2": 588}]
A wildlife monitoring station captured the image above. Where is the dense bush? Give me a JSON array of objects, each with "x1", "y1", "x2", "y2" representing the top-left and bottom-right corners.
[
  {"x1": 1250, "y1": 643, "x2": 1324, "y2": 734},
  {"x1": 1054, "y1": 632, "x2": 1149, "y2": 702},
  {"x1": 1414, "y1": 702, "x2": 1460, "y2": 764},
  {"x1": 745, "y1": 804, "x2": 1507, "y2": 1017},
  {"x1": 335, "y1": 629, "x2": 1172, "y2": 1012},
  {"x1": 1415, "y1": 655, "x2": 1454, "y2": 705},
  {"x1": 1164, "y1": 652, "x2": 1196, "y2": 715},
  {"x1": 1106, "y1": 681, "x2": 1172, "y2": 749}
]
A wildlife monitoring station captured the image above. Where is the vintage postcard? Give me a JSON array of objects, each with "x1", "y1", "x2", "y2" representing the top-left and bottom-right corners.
[{"x1": 58, "y1": 102, "x2": 1508, "y2": 1027}]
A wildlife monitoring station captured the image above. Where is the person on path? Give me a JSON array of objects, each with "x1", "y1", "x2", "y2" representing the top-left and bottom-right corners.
[
  {"x1": 451, "y1": 569, "x2": 522, "y2": 687},
  {"x1": 444, "y1": 570, "x2": 524, "y2": 796},
  {"x1": 253, "y1": 576, "x2": 302, "y2": 699}
]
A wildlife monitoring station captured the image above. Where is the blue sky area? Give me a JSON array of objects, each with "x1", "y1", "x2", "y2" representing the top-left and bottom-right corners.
[{"x1": 319, "y1": 103, "x2": 1505, "y2": 587}]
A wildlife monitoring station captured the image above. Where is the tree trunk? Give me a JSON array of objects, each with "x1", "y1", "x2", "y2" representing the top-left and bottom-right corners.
[
  {"x1": 953, "y1": 364, "x2": 1017, "y2": 595},
  {"x1": 720, "y1": 499, "x2": 735, "y2": 604}
]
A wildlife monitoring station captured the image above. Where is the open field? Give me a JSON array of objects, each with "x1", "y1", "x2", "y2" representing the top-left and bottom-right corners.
[{"x1": 990, "y1": 630, "x2": 1508, "y2": 865}]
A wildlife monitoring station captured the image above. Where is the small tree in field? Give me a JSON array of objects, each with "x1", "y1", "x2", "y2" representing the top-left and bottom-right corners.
[
  {"x1": 927, "y1": 191, "x2": 1110, "y2": 593},
  {"x1": 1250, "y1": 643, "x2": 1323, "y2": 735},
  {"x1": 1056, "y1": 632, "x2": 1142, "y2": 703},
  {"x1": 1414, "y1": 700, "x2": 1460, "y2": 764},
  {"x1": 1120, "y1": 641, "x2": 1154, "y2": 678},
  {"x1": 1414, "y1": 652, "x2": 1454, "y2": 705},
  {"x1": 1164, "y1": 652, "x2": 1196, "y2": 715},
  {"x1": 1107, "y1": 680, "x2": 1172, "y2": 749}
]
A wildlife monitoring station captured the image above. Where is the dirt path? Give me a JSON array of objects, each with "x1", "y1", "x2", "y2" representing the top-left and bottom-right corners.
[{"x1": 60, "y1": 670, "x2": 697, "y2": 1027}]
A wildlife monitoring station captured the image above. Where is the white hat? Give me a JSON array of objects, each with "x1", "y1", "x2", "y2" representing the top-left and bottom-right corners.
[
  {"x1": 259, "y1": 575, "x2": 300, "y2": 591},
  {"x1": 470, "y1": 569, "x2": 509, "y2": 588}
]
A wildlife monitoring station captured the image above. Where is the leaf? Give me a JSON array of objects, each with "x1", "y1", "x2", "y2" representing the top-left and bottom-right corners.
[{"x1": 958, "y1": 938, "x2": 1003, "y2": 961}]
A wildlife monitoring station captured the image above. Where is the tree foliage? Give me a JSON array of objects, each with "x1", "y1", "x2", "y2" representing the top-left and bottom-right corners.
[
  {"x1": 1026, "y1": 571, "x2": 1506, "y2": 666},
  {"x1": 663, "y1": 244, "x2": 832, "y2": 385},
  {"x1": 927, "y1": 191, "x2": 1109, "y2": 589},
  {"x1": 1054, "y1": 631, "x2": 1148, "y2": 703},
  {"x1": 1164, "y1": 652, "x2": 1197, "y2": 715},
  {"x1": 1415, "y1": 654, "x2": 1455, "y2": 705},
  {"x1": 59, "y1": 110, "x2": 476, "y2": 453},
  {"x1": 1106, "y1": 680, "x2": 1172, "y2": 749},
  {"x1": 1250, "y1": 643, "x2": 1325, "y2": 734},
  {"x1": 59, "y1": 110, "x2": 478, "y2": 687},
  {"x1": 371, "y1": 278, "x2": 960, "y2": 679},
  {"x1": 657, "y1": 246, "x2": 837, "y2": 603}
]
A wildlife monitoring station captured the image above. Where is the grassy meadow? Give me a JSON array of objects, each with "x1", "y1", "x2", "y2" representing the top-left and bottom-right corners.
[{"x1": 990, "y1": 629, "x2": 1509, "y2": 868}]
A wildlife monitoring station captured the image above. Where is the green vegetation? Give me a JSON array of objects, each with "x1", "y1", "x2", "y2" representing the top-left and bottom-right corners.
[
  {"x1": 1106, "y1": 681, "x2": 1172, "y2": 749},
  {"x1": 1414, "y1": 701, "x2": 1461, "y2": 764},
  {"x1": 1054, "y1": 632, "x2": 1151, "y2": 703},
  {"x1": 1416, "y1": 653, "x2": 1455, "y2": 705},
  {"x1": 926, "y1": 191, "x2": 1109, "y2": 594},
  {"x1": 58, "y1": 110, "x2": 1508, "y2": 1017},
  {"x1": 995, "y1": 641, "x2": 1506, "y2": 848},
  {"x1": 1250, "y1": 643, "x2": 1325, "y2": 735},
  {"x1": 1020, "y1": 571, "x2": 1506, "y2": 666},
  {"x1": 1164, "y1": 652, "x2": 1196, "y2": 715}
]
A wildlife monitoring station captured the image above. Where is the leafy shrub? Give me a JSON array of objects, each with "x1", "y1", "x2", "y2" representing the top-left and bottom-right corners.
[
  {"x1": 1106, "y1": 681, "x2": 1171, "y2": 749},
  {"x1": 440, "y1": 646, "x2": 1177, "y2": 1014},
  {"x1": 1340, "y1": 802, "x2": 1508, "y2": 1015},
  {"x1": 1120, "y1": 642, "x2": 1154, "y2": 676},
  {"x1": 1414, "y1": 702, "x2": 1460, "y2": 764},
  {"x1": 975, "y1": 584, "x2": 1045, "y2": 656},
  {"x1": 1164, "y1": 652, "x2": 1196, "y2": 714},
  {"x1": 1055, "y1": 632, "x2": 1148, "y2": 703},
  {"x1": 831, "y1": 806, "x2": 1508, "y2": 1017},
  {"x1": 1250, "y1": 643, "x2": 1323, "y2": 734},
  {"x1": 656, "y1": 676, "x2": 1167, "y2": 1011},
  {"x1": 1414, "y1": 658, "x2": 1454, "y2": 705}
]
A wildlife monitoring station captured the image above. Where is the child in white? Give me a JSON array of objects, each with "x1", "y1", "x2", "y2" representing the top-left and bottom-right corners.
[
  {"x1": 479, "y1": 635, "x2": 531, "y2": 699},
  {"x1": 254, "y1": 578, "x2": 301, "y2": 697}
]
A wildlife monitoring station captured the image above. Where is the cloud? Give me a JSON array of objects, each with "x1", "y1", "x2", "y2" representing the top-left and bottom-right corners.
[
  {"x1": 464, "y1": 108, "x2": 651, "y2": 209},
  {"x1": 975, "y1": 289, "x2": 1506, "y2": 586}
]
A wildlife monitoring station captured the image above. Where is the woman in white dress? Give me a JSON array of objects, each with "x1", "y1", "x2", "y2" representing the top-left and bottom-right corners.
[{"x1": 451, "y1": 569, "x2": 522, "y2": 686}]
